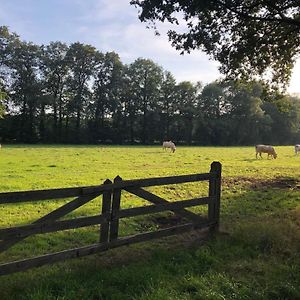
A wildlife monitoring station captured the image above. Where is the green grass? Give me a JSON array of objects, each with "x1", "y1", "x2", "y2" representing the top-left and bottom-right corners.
[{"x1": 0, "y1": 145, "x2": 300, "y2": 300}]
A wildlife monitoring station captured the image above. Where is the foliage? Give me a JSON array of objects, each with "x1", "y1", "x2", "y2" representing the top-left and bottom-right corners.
[
  {"x1": 1, "y1": 26, "x2": 300, "y2": 145},
  {"x1": 130, "y1": 0, "x2": 300, "y2": 87}
]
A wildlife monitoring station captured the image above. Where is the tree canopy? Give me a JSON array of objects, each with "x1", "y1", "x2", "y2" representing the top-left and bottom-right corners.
[
  {"x1": 130, "y1": 0, "x2": 300, "y2": 88},
  {"x1": 1, "y1": 25, "x2": 300, "y2": 145}
]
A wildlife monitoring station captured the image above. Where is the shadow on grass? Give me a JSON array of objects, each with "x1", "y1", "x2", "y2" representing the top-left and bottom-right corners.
[
  {"x1": 241, "y1": 158, "x2": 258, "y2": 162},
  {"x1": 223, "y1": 176, "x2": 300, "y2": 191},
  {"x1": 1, "y1": 180, "x2": 300, "y2": 300}
]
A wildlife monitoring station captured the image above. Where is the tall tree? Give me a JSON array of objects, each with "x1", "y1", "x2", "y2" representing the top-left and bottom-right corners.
[
  {"x1": 65, "y1": 42, "x2": 96, "y2": 142},
  {"x1": 120, "y1": 65, "x2": 139, "y2": 143},
  {"x1": 92, "y1": 51, "x2": 123, "y2": 142},
  {"x1": 131, "y1": 0, "x2": 300, "y2": 87},
  {"x1": 225, "y1": 81, "x2": 266, "y2": 145},
  {"x1": 174, "y1": 81, "x2": 199, "y2": 144},
  {"x1": 127, "y1": 58, "x2": 163, "y2": 143},
  {"x1": 197, "y1": 81, "x2": 235, "y2": 145},
  {"x1": 8, "y1": 41, "x2": 43, "y2": 142},
  {"x1": 199, "y1": 81, "x2": 230, "y2": 118},
  {"x1": 41, "y1": 42, "x2": 69, "y2": 141},
  {"x1": 0, "y1": 26, "x2": 19, "y2": 120},
  {"x1": 159, "y1": 71, "x2": 177, "y2": 140}
]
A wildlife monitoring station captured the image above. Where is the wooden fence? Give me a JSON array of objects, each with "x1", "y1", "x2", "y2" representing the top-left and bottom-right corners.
[{"x1": 0, "y1": 161, "x2": 221, "y2": 276}]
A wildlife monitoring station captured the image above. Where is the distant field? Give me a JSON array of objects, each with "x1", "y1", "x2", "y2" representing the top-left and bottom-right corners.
[
  {"x1": 0, "y1": 145, "x2": 300, "y2": 300},
  {"x1": 1, "y1": 144, "x2": 300, "y2": 191}
]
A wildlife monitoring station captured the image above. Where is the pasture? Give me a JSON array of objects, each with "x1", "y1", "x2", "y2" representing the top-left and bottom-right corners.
[{"x1": 0, "y1": 145, "x2": 300, "y2": 300}]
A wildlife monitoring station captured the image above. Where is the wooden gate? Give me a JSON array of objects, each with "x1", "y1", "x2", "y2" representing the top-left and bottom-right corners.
[{"x1": 0, "y1": 161, "x2": 221, "y2": 276}]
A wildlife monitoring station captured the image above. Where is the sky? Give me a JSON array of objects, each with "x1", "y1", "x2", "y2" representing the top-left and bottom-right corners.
[{"x1": 0, "y1": 0, "x2": 299, "y2": 94}]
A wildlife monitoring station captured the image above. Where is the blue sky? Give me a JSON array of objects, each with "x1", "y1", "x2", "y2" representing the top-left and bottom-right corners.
[{"x1": 0, "y1": 0, "x2": 299, "y2": 93}]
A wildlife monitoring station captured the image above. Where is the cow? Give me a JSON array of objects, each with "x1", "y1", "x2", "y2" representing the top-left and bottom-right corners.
[
  {"x1": 163, "y1": 141, "x2": 176, "y2": 153},
  {"x1": 255, "y1": 144, "x2": 277, "y2": 159}
]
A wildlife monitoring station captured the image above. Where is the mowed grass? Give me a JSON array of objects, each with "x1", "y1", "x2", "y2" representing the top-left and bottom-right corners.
[{"x1": 0, "y1": 145, "x2": 300, "y2": 300}]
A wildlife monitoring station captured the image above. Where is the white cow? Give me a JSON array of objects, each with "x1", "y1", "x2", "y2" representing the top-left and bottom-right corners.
[
  {"x1": 163, "y1": 141, "x2": 176, "y2": 153},
  {"x1": 295, "y1": 144, "x2": 300, "y2": 155},
  {"x1": 255, "y1": 144, "x2": 277, "y2": 159}
]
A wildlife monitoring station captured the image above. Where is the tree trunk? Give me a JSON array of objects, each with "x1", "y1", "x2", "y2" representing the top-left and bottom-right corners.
[{"x1": 39, "y1": 104, "x2": 46, "y2": 142}]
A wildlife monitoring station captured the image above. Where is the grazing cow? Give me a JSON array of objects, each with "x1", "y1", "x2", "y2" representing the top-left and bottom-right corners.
[
  {"x1": 255, "y1": 144, "x2": 277, "y2": 159},
  {"x1": 163, "y1": 141, "x2": 176, "y2": 153},
  {"x1": 295, "y1": 144, "x2": 300, "y2": 155}
]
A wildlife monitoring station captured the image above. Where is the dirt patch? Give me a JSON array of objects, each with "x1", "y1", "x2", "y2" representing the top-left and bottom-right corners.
[{"x1": 223, "y1": 176, "x2": 300, "y2": 190}]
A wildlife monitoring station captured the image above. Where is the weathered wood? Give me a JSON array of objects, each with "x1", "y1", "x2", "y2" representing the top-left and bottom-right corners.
[
  {"x1": 99, "y1": 179, "x2": 112, "y2": 243},
  {"x1": 0, "y1": 164, "x2": 221, "y2": 276},
  {"x1": 212, "y1": 162, "x2": 222, "y2": 224},
  {"x1": 125, "y1": 187, "x2": 207, "y2": 224},
  {"x1": 208, "y1": 161, "x2": 222, "y2": 229},
  {"x1": 118, "y1": 173, "x2": 211, "y2": 189},
  {"x1": 110, "y1": 176, "x2": 122, "y2": 241},
  {"x1": 0, "y1": 193, "x2": 101, "y2": 252},
  {"x1": 0, "y1": 242, "x2": 110, "y2": 276},
  {"x1": 117, "y1": 197, "x2": 211, "y2": 219},
  {"x1": 208, "y1": 172, "x2": 215, "y2": 221},
  {"x1": 0, "y1": 173, "x2": 212, "y2": 204},
  {"x1": 114, "y1": 220, "x2": 215, "y2": 247},
  {"x1": 0, "y1": 220, "x2": 215, "y2": 276},
  {"x1": 0, "y1": 186, "x2": 103, "y2": 204},
  {"x1": 0, "y1": 213, "x2": 109, "y2": 240}
]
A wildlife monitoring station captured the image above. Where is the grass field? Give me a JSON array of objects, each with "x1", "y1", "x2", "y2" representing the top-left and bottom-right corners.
[{"x1": 0, "y1": 145, "x2": 300, "y2": 300}]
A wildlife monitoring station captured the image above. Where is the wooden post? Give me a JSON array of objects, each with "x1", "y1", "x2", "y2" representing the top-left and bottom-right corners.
[
  {"x1": 208, "y1": 161, "x2": 222, "y2": 230},
  {"x1": 110, "y1": 176, "x2": 122, "y2": 241},
  {"x1": 100, "y1": 179, "x2": 112, "y2": 243}
]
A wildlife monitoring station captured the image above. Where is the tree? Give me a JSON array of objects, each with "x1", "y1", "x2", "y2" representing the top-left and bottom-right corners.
[
  {"x1": 197, "y1": 81, "x2": 231, "y2": 145},
  {"x1": 0, "y1": 27, "x2": 20, "y2": 120},
  {"x1": 8, "y1": 40, "x2": 43, "y2": 142},
  {"x1": 120, "y1": 65, "x2": 140, "y2": 143},
  {"x1": 127, "y1": 58, "x2": 163, "y2": 143},
  {"x1": 199, "y1": 81, "x2": 229, "y2": 118},
  {"x1": 158, "y1": 71, "x2": 177, "y2": 140},
  {"x1": 196, "y1": 80, "x2": 272, "y2": 145},
  {"x1": 41, "y1": 42, "x2": 69, "y2": 141},
  {"x1": 262, "y1": 94, "x2": 300, "y2": 144},
  {"x1": 174, "y1": 81, "x2": 199, "y2": 144},
  {"x1": 65, "y1": 42, "x2": 96, "y2": 142},
  {"x1": 92, "y1": 51, "x2": 123, "y2": 142},
  {"x1": 224, "y1": 81, "x2": 267, "y2": 145},
  {"x1": 130, "y1": 0, "x2": 300, "y2": 87}
]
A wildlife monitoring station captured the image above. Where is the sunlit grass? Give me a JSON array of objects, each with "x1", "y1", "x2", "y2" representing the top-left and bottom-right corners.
[{"x1": 0, "y1": 145, "x2": 299, "y2": 299}]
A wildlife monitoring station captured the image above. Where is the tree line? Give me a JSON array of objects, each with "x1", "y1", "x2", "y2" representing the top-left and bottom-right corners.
[{"x1": 0, "y1": 26, "x2": 300, "y2": 145}]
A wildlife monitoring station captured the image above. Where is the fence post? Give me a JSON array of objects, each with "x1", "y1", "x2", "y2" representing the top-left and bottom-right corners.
[
  {"x1": 110, "y1": 176, "x2": 122, "y2": 241},
  {"x1": 100, "y1": 179, "x2": 112, "y2": 243},
  {"x1": 208, "y1": 161, "x2": 222, "y2": 231}
]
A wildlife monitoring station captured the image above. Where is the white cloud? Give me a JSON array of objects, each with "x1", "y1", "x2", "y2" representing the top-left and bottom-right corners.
[{"x1": 72, "y1": 1, "x2": 221, "y2": 85}]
